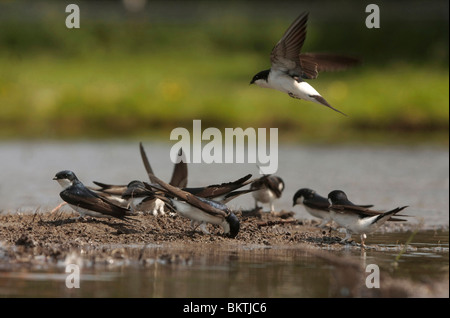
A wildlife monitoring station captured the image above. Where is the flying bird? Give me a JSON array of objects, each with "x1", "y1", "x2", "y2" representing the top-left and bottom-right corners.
[{"x1": 250, "y1": 12, "x2": 358, "y2": 115}]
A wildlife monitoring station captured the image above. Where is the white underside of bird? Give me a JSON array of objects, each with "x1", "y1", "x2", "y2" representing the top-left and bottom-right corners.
[
  {"x1": 129, "y1": 197, "x2": 166, "y2": 216},
  {"x1": 330, "y1": 211, "x2": 389, "y2": 235},
  {"x1": 172, "y1": 200, "x2": 230, "y2": 234},
  {"x1": 260, "y1": 69, "x2": 327, "y2": 106},
  {"x1": 68, "y1": 205, "x2": 112, "y2": 219},
  {"x1": 252, "y1": 189, "x2": 278, "y2": 212},
  {"x1": 294, "y1": 196, "x2": 332, "y2": 227}
]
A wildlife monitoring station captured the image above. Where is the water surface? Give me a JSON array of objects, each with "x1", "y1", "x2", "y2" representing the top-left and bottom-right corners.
[{"x1": 0, "y1": 141, "x2": 448, "y2": 298}]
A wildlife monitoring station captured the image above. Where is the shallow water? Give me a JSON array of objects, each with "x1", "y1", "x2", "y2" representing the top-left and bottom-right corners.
[
  {"x1": 0, "y1": 141, "x2": 448, "y2": 298},
  {"x1": 0, "y1": 230, "x2": 448, "y2": 298}
]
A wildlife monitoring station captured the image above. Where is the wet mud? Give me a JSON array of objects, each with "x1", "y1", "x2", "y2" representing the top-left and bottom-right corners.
[{"x1": 0, "y1": 209, "x2": 448, "y2": 298}]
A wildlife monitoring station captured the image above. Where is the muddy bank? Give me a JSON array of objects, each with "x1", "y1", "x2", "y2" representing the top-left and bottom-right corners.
[
  {"x1": 0, "y1": 208, "x2": 429, "y2": 269},
  {"x1": 0, "y1": 208, "x2": 411, "y2": 253},
  {"x1": 1, "y1": 209, "x2": 448, "y2": 298},
  {"x1": 0, "y1": 210, "x2": 330, "y2": 252}
]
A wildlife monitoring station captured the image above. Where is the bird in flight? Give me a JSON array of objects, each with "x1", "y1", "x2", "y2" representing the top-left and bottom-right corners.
[{"x1": 250, "y1": 12, "x2": 359, "y2": 115}]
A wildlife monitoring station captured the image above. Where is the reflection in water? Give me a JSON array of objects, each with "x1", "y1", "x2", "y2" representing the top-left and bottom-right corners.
[{"x1": 0, "y1": 230, "x2": 448, "y2": 298}]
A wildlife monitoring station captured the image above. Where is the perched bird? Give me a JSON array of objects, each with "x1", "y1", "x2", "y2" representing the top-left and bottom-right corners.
[
  {"x1": 53, "y1": 170, "x2": 134, "y2": 222},
  {"x1": 121, "y1": 180, "x2": 166, "y2": 216},
  {"x1": 145, "y1": 175, "x2": 240, "y2": 238},
  {"x1": 89, "y1": 142, "x2": 188, "y2": 215},
  {"x1": 292, "y1": 188, "x2": 333, "y2": 227},
  {"x1": 328, "y1": 190, "x2": 408, "y2": 247},
  {"x1": 250, "y1": 12, "x2": 358, "y2": 115},
  {"x1": 293, "y1": 188, "x2": 374, "y2": 228},
  {"x1": 251, "y1": 175, "x2": 285, "y2": 213},
  {"x1": 90, "y1": 180, "x2": 168, "y2": 215}
]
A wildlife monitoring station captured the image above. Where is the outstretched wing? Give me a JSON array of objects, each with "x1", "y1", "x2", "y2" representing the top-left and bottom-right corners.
[
  {"x1": 169, "y1": 148, "x2": 188, "y2": 188},
  {"x1": 139, "y1": 142, "x2": 158, "y2": 184},
  {"x1": 270, "y1": 12, "x2": 308, "y2": 75},
  {"x1": 299, "y1": 53, "x2": 360, "y2": 79}
]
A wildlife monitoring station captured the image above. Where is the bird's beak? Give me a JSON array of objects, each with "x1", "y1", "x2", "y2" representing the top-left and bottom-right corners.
[{"x1": 52, "y1": 177, "x2": 58, "y2": 180}]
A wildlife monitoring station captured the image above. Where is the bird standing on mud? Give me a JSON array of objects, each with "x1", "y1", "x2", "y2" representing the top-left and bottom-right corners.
[
  {"x1": 328, "y1": 190, "x2": 408, "y2": 247},
  {"x1": 53, "y1": 170, "x2": 134, "y2": 222},
  {"x1": 251, "y1": 175, "x2": 285, "y2": 213}
]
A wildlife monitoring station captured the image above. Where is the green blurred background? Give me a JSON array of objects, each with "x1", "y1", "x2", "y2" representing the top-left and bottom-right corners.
[{"x1": 0, "y1": 0, "x2": 448, "y2": 144}]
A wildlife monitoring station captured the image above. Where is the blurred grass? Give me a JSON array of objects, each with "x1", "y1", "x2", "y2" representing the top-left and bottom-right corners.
[{"x1": 0, "y1": 4, "x2": 448, "y2": 144}]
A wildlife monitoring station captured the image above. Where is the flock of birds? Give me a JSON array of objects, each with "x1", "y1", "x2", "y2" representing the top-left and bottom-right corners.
[
  {"x1": 51, "y1": 12, "x2": 409, "y2": 247},
  {"x1": 53, "y1": 143, "x2": 409, "y2": 247}
]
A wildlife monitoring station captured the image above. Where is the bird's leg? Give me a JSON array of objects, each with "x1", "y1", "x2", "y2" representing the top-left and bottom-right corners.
[
  {"x1": 157, "y1": 202, "x2": 166, "y2": 216},
  {"x1": 340, "y1": 230, "x2": 352, "y2": 243},
  {"x1": 317, "y1": 219, "x2": 329, "y2": 229},
  {"x1": 190, "y1": 220, "x2": 210, "y2": 235},
  {"x1": 189, "y1": 220, "x2": 200, "y2": 235},
  {"x1": 360, "y1": 234, "x2": 367, "y2": 249},
  {"x1": 199, "y1": 223, "x2": 210, "y2": 235},
  {"x1": 190, "y1": 220, "x2": 199, "y2": 230},
  {"x1": 270, "y1": 202, "x2": 275, "y2": 214},
  {"x1": 50, "y1": 202, "x2": 66, "y2": 214}
]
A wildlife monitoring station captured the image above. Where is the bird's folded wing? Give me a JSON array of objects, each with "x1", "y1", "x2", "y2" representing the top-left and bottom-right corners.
[
  {"x1": 331, "y1": 204, "x2": 407, "y2": 221},
  {"x1": 222, "y1": 189, "x2": 257, "y2": 204},
  {"x1": 303, "y1": 199, "x2": 330, "y2": 211},
  {"x1": 184, "y1": 174, "x2": 253, "y2": 198},
  {"x1": 60, "y1": 189, "x2": 129, "y2": 218},
  {"x1": 145, "y1": 177, "x2": 229, "y2": 218},
  {"x1": 265, "y1": 176, "x2": 284, "y2": 197},
  {"x1": 90, "y1": 181, "x2": 127, "y2": 195},
  {"x1": 122, "y1": 184, "x2": 153, "y2": 199}
]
